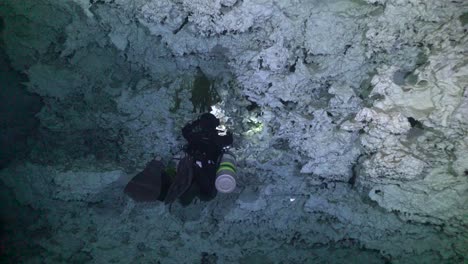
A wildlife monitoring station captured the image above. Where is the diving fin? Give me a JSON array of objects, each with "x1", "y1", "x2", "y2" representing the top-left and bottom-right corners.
[
  {"x1": 164, "y1": 156, "x2": 194, "y2": 204},
  {"x1": 124, "y1": 159, "x2": 164, "y2": 202}
]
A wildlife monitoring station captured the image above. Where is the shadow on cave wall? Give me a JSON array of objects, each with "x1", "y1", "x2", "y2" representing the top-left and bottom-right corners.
[
  {"x1": 0, "y1": 16, "x2": 43, "y2": 169},
  {"x1": 190, "y1": 67, "x2": 221, "y2": 113}
]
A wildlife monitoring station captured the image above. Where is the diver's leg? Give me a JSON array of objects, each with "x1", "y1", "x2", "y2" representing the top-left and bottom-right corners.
[
  {"x1": 178, "y1": 163, "x2": 200, "y2": 206},
  {"x1": 178, "y1": 183, "x2": 199, "y2": 206},
  {"x1": 164, "y1": 156, "x2": 194, "y2": 204},
  {"x1": 196, "y1": 164, "x2": 217, "y2": 201}
]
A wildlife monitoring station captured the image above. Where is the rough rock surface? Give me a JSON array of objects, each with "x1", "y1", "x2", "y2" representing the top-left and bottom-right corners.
[{"x1": 0, "y1": 0, "x2": 467, "y2": 263}]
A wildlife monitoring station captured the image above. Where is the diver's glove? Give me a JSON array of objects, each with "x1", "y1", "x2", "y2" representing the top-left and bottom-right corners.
[{"x1": 225, "y1": 131, "x2": 233, "y2": 145}]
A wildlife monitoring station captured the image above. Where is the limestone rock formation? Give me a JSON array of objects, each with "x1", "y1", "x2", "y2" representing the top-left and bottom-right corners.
[{"x1": 0, "y1": 0, "x2": 467, "y2": 263}]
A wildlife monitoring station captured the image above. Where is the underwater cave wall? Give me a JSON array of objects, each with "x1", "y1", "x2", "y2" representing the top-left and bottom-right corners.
[
  {"x1": 0, "y1": 18, "x2": 42, "y2": 169},
  {"x1": 0, "y1": 0, "x2": 467, "y2": 263}
]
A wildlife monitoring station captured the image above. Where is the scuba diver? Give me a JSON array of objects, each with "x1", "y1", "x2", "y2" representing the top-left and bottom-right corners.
[{"x1": 124, "y1": 113, "x2": 234, "y2": 205}]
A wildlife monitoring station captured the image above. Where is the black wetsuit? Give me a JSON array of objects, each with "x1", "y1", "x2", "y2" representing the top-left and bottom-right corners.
[
  {"x1": 181, "y1": 118, "x2": 233, "y2": 201},
  {"x1": 124, "y1": 114, "x2": 233, "y2": 204}
]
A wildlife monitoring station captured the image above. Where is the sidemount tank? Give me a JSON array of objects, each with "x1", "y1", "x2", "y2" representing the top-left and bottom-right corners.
[{"x1": 215, "y1": 151, "x2": 237, "y2": 193}]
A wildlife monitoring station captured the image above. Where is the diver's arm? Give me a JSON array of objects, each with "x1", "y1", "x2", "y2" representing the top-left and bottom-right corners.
[
  {"x1": 217, "y1": 131, "x2": 233, "y2": 147},
  {"x1": 182, "y1": 119, "x2": 200, "y2": 141}
]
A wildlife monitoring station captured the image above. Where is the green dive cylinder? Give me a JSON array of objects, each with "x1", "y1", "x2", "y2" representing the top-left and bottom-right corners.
[{"x1": 215, "y1": 151, "x2": 237, "y2": 193}]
